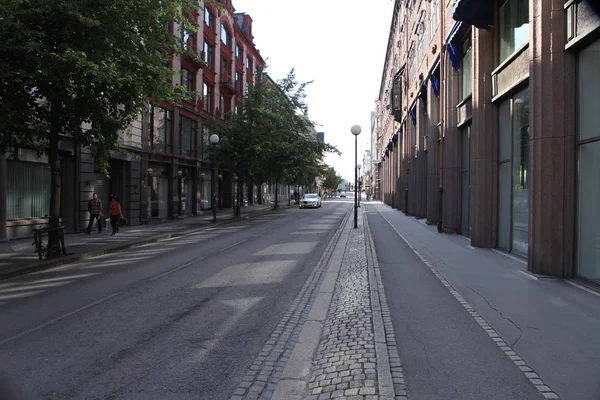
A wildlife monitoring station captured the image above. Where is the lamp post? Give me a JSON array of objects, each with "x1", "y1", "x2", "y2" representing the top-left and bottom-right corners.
[
  {"x1": 147, "y1": 167, "x2": 153, "y2": 220},
  {"x1": 210, "y1": 134, "x2": 220, "y2": 223},
  {"x1": 357, "y1": 164, "x2": 362, "y2": 208},
  {"x1": 177, "y1": 169, "x2": 183, "y2": 217},
  {"x1": 351, "y1": 125, "x2": 361, "y2": 229}
]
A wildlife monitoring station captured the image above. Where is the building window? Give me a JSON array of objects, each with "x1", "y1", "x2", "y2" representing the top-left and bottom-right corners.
[
  {"x1": 180, "y1": 116, "x2": 197, "y2": 157},
  {"x1": 461, "y1": 35, "x2": 472, "y2": 99},
  {"x1": 220, "y1": 24, "x2": 230, "y2": 47},
  {"x1": 201, "y1": 126, "x2": 211, "y2": 160},
  {"x1": 181, "y1": 69, "x2": 193, "y2": 92},
  {"x1": 576, "y1": 39, "x2": 600, "y2": 282},
  {"x1": 204, "y1": 7, "x2": 214, "y2": 29},
  {"x1": 150, "y1": 106, "x2": 173, "y2": 153},
  {"x1": 246, "y1": 56, "x2": 253, "y2": 70},
  {"x1": 430, "y1": 0, "x2": 439, "y2": 41},
  {"x1": 182, "y1": 28, "x2": 195, "y2": 51},
  {"x1": 6, "y1": 160, "x2": 51, "y2": 220},
  {"x1": 235, "y1": 71, "x2": 243, "y2": 92},
  {"x1": 203, "y1": 42, "x2": 213, "y2": 69},
  {"x1": 408, "y1": 45, "x2": 415, "y2": 81},
  {"x1": 499, "y1": 0, "x2": 529, "y2": 63},
  {"x1": 236, "y1": 44, "x2": 243, "y2": 59},
  {"x1": 417, "y1": 21, "x2": 426, "y2": 66},
  {"x1": 221, "y1": 57, "x2": 230, "y2": 80},
  {"x1": 203, "y1": 82, "x2": 213, "y2": 113},
  {"x1": 497, "y1": 87, "x2": 529, "y2": 256}
]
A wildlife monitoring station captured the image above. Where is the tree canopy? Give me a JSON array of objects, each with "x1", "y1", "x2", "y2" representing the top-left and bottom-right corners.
[
  {"x1": 213, "y1": 68, "x2": 339, "y2": 209},
  {"x1": 0, "y1": 0, "x2": 205, "y2": 256}
]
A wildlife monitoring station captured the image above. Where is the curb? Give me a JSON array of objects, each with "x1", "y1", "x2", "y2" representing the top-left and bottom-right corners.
[{"x1": 0, "y1": 205, "x2": 294, "y2": 281}]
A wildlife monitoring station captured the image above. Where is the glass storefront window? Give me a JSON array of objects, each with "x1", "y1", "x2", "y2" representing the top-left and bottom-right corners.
[
  {"x1": 497, "y1": 87, "x2": 529, "y2": 256},
  {"x1": 499, "y1": 0, "x2": 529, "y2": 63},
  {"x1": 6, "y1": 160, "x2": 51, "y2": 220},
  {"x1": 577, "y1": 39, "x2": 600, "y2": 281},
  {"x1": 511, "y1": 88, "x2": 529, "y2": 256}
]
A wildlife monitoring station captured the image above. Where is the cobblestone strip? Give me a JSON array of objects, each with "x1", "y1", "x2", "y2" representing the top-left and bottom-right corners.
[
  {"x1": 230, "y1": 209, "x2": 352, "y2": 400},
  {"x1": 374, "y1": 206, "x2": 560, "y2": 400},
  {"x1": 305, "y1": 207, "x2": 393, "y2": 400},
  {"x1": 363, "y1": 210, "x2": 407, "y2": 400}
]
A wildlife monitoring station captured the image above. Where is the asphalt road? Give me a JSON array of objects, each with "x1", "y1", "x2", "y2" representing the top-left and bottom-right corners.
[
  {"x1": 0, "y1": 200, "x2": 352, "y2": 400},
  {"x1": 366, "y1": 204, "x2": 544, "y2": 400}
]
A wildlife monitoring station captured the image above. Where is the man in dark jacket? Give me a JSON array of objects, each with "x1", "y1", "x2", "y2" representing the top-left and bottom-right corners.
[{"x1": 85, "y1": 193, "x2": 103, "y2": 234}]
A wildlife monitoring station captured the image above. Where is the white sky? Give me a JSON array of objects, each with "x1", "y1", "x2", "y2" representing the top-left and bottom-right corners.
[{"x1": 234, "y1": 0, "x2": 395, "y2": 181}]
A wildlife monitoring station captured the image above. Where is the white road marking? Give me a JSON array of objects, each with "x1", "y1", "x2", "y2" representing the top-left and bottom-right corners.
[
  {"x1": 149, "y1": 256, "x2": 208, "y2": 281},
  {"x1": 218, "y1": 240, "x2": 247, "y2": 253}
]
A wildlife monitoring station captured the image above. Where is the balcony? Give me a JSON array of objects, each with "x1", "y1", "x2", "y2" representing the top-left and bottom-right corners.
[
  {"x1": 182, "y1": 41, "x2": 206, "y2": 69},
  {"x1": 220, "y1": 74, "x2": 237, "y2": 94}
]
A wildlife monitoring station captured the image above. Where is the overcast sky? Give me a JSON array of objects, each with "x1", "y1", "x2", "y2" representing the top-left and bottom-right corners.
[{"x1": 234, "y1": 0, "x2": 395, "y2": 182}]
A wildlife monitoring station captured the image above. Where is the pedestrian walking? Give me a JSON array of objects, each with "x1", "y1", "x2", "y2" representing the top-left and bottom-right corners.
[
  {"x1": 108, "y1": 196, "x2": 124, "y2": 236},
  {"x1": 85, "y1": 192, "x2": 103, "y2": 234}
]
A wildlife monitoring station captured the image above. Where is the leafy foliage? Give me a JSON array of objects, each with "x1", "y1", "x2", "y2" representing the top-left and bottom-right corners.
[
  {"x1": 321, "y1": 166, "x2": 343, "y2": 192},
  {"x1": 213, "y1": 68, "x2": 339, "y2": 208},
  {"x1": 0, "y1": 0, "x2": 207, "y2": 256}
]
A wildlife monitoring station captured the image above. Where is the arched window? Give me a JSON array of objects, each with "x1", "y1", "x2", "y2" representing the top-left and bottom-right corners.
[{"x1": 220, "y1": 24, "x2": 231, "y2": 47}]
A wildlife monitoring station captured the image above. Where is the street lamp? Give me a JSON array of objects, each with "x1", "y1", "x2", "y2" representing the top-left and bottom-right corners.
[
  {"x1": 177, "y1": 169, "x2": 183, "y2": 217},
  {"x1": 357, "y1": 164, "x2": 362, "y2": 208},
  {"x1": 210, "y1": 134, "x2": 220, "y2": 223},
  {"x1": 351, "y1": 125, "x2": 361, "y2": 229}
]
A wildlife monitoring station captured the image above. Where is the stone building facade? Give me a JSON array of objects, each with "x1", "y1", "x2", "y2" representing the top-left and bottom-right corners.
[{"x1": 378, "y1": 0, "x2": 600, "y2": 286}]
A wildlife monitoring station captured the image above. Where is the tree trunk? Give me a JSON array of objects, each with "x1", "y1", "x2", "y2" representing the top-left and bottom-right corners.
[
  {"x1": 274, "y1": 180, "x2": 279, "y2": 209},
  {"x1": 235, "y1": 177, "x2": 243, "y2": 218},
  {"x1": 47, "y1": 106, "x2": 62, "y2": 259}
]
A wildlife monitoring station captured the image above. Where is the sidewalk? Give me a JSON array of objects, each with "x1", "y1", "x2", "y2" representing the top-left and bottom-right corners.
[
  {"x1": 0, "y1": 203, "x2": 292, "y2": 280},
  {"x1": 368, "y1": 202, "x2": 600, "y2": 400}
]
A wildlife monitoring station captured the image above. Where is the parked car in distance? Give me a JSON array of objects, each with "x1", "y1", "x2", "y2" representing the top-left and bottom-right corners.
[
  {"x1": 340, "y1": 192, "x2": 347, "y2": 198},
  {"x1": 299, "y1": 193, "x2": 321, "y2": 209}
]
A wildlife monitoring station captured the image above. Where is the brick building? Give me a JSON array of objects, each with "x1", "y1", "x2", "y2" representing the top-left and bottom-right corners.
[
  {"x1": 0, "y1": 0, "x2": 267, "y2": 239},
  {"x1": 378, "y1": 0, "x2": 600, "y2": 285}
]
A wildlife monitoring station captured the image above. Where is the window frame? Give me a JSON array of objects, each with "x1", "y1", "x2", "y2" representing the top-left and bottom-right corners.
[
  {"x1": 220, "y1": 23, "x2": 231, "y2": 47},
  {"x1": 203, "y1": 82, "x2": 214, "y2": 113},
  {"x1": 204, "y1": 7, "x2": 214, "y2": 30},
  {"x1": 179, "y1": 115, "x2": 197, "y2": 157},
  {"x1": 149, "y1": 105, "x2": 173, "y2": 154}
]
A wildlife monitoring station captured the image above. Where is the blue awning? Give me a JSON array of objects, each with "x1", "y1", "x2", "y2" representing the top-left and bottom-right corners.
[
  {"x1": 394, "y1": 64, "x2": 406, "y2": 82},
  {"x1": 431, "y1": 61, "x2": 440, "y2": 97},
  {"x1": 387, "y1": 141, "x2": 393, "y2": 151},
  {"x1": 377, "y1": 162, "x2": 382, "y2": 168},
  {"x1": 392, "y1": 132, "x2": 398, "y2": 143},
  {"x1": 409, "y1": 103, "x2": 417, "y2": 126},
  {"x1": 445, "y1": 22, "x2": 469, "y2": 70},
  {"x1": 452, "y1": 0, "x2": 493, "y2": 31}
]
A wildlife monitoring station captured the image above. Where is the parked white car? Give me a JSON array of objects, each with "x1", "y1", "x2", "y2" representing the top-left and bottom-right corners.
[{"x1": 299, "y1": 193, "x2": 321, "y2": 209}]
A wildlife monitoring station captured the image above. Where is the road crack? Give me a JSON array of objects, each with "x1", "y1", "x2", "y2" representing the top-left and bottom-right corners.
[{"x1": 469, "y1": 287, "x2": 524, "y2": 348}]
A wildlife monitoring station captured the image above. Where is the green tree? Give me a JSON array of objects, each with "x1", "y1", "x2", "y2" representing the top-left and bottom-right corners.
[
  {"x1": 322, "y1": 166, "x2": 343, "y2": 193},
  {"x1": 0, "y1": 0, "x2": 205, "y2": 256},
  {"x1": 214, "y1": 68, "x2": 339, "y2": 214}
]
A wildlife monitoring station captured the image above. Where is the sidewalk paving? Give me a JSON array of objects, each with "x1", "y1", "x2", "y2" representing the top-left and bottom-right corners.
[
  {"x1": 0, "y1": 203, "x2": 293, "y2": 280},
  {"x1": 230, "y1": 204, "x2": 402, "y2": 400},
  {"x1": 368, "y1": 202, "x2": 600, "y2": 400}
]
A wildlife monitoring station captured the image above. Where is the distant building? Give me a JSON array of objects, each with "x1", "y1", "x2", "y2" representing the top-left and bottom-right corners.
[{"x1": 316, "y1": 132, "x2": 325, "y2": 144}]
